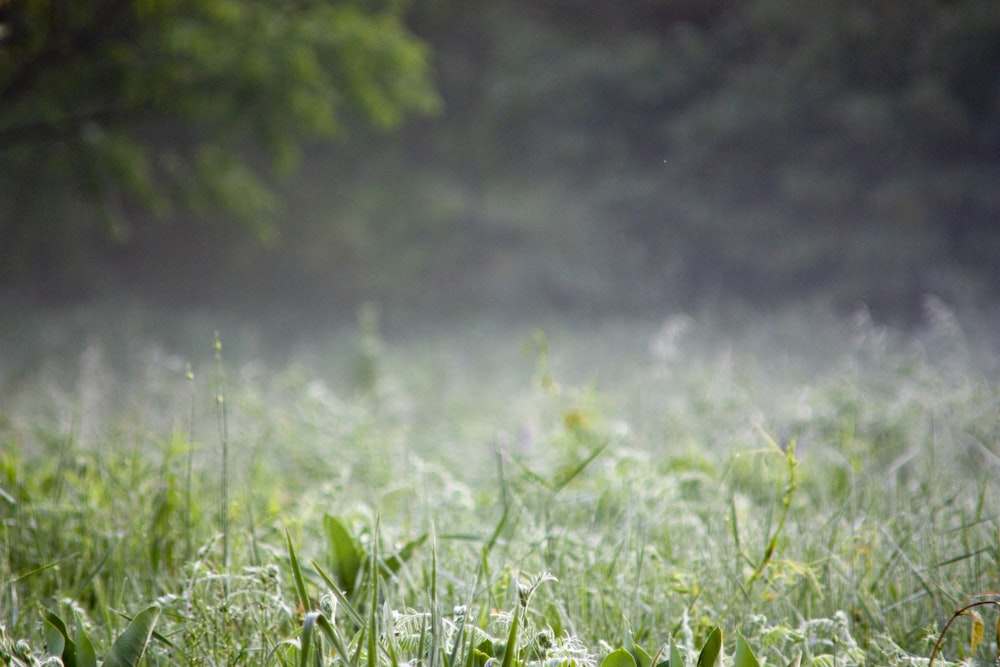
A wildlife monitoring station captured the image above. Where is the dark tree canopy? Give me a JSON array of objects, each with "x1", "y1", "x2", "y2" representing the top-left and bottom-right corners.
[
  {"x1": 2, "y1": 0, "x2": 999, "y2": 319},
  {"x1": 0, "y1": 0, "x2": 438, "y2": 294}
]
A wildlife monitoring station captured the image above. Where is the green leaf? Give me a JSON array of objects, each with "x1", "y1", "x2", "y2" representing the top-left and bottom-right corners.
[
  {"x1": 733, "y1": 634, "x2": 760, "y2": 667},
  {"x1": 323, "y1": 514, "x2": 362, "y2": 596},
  {"x1": 380, "y1": 534, "x2": 428, "y2": 578},
  {"x1": 633, "y1": 645, "x2": 653, "y2": 667},
  {"x1": 311, "y1": 559, "x2": 365, "y2": 629},
  {"x1": 301, "y1": 611, "x2": 318, "y2": 667},
  {"x1": 103, "y1": 606, "x2": 161, "y2": 667},
  {"x1": 499, "y1": 601, "x2": 521, "y2": 667},
  {"x1": 670, "y1": 639, "x2": 684, "y2": 667},
  {"x1": 623, "y1": 619, "x2": 650, "y2": 667},
  {"x1": 43, "y1": 614, "x2": 67, "y2": 661},
  {"x1": 696, "y1": 627, "x2": 722, "y2": 667},
  {"x1": 367, "y1": 517, "x2": 380, "y2": 667},
  {"x1": 315, "y1": 613, "x2": 353, "y2": 666},
  {"x1": 41, "y1": 609, "x2": 95, "y2": 667},
  {"x1": 76, "y1": 630, "x2": 97, "y2": 667},
  {"x1": 601, "y1": 648, "x2": 639, "y2": 667}
]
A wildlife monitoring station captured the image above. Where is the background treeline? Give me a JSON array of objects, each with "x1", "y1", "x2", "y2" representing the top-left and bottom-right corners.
[{"x1": 2, "y1": 0, "x2": 998, "y2": 322}]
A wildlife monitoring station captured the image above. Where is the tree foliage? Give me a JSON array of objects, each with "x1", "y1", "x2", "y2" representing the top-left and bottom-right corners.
[
  {"x1": 0, "y1": 0, "x2": 438, "y2": 293},
  {"x1": 3, "y1": 0, "x2": 999, "y2": 316}
]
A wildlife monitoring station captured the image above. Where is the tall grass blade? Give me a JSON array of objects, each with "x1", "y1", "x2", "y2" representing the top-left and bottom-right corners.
[
  {"x1": 499, "y1": 594, "x2": 520, "y2": 667},
  {"x1": 286, "y1": 530, "x2": 310, "y2": 615},
  {"x1": 312, "y1": 559, "x2": 366, "y2": 629},
  {"x1": 184, "y1": 363, "x2": 196, "y2": 561},
  {"x1": 315, "y1": 613, "x2": 353, "y2": 663},
  {"x1": 367, "y1": 515, "x2": 381, "y2": 667},
  {"x1": 301, "y1": 611, "x2": 318, "y2": 667},
  {"x1": 214, "y1": 332, "x2": 230, "y2": 577}
]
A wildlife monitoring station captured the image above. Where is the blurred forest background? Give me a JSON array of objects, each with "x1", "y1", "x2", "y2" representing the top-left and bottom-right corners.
[{"x1": 1, "y1": 0, "x2": 999, "y2": 326}]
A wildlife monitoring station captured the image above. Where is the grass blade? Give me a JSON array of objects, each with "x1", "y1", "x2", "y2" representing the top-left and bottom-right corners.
[
  {"x1": 367, "y1": 515, "x2": 381, "y2": 667},
  {"x1": 312, "y1": 559, "x2": 366, "y2": 629},
  {"x1": 286, "y1": 530, "x2": 310, "y2": 614},
  {"x1": 301, "y1": 611, "x2": 318, "y2": 667},
  {"x1": 499, "y1": 596, "x2": 520, "y2": 667}
]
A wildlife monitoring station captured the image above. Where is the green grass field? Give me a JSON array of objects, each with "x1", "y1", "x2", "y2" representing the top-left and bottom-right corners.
[{"x1": 1, "y1": 299, "x2": 998, "y2": 667}]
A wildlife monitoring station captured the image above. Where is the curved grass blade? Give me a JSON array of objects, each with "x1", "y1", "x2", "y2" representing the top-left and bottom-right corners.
[
  {"x1": 311, "y1": 559, "x2": 365, "y2": 629},
  {"x1": 315, "y1": 613, "x2": 352, "y2": 662}
]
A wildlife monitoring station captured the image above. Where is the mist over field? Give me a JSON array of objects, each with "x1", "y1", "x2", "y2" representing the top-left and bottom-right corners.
[{"x1": 1, "y1": 3, "x2": 1000, "y2": 666}]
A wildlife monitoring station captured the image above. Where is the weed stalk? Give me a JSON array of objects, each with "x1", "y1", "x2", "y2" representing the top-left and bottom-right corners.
[{"x1": 214, "y1": 332, "x2": 230, "y2": 590}]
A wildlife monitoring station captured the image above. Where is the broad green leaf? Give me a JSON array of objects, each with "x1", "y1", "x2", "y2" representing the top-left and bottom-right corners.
[
  {"x1": 43, "y1": 614, "x2": 66, "y2": 661},
  {"x1": 324, "y1": 514, "x2": 362, "y2": 596},
  {"x1": 696, "y1": 627, "x2": 722, "y2": 667},
  {"x1": 733, "y1": 634, "x2": 760, "y2": 667},
  {"x1": 623, "y1": 619, "x2": 650, "y2": 667},
  {"x1": 633, "y1": 645, "x2": 652, "y2": 667},
  {"x1": 601, "y1": 648, "x2": 638, "y2": 667},
  {"x1": 75, "y1": 629, "x2": 97, "y2": 667},
  {"x1": 103, "y1": 606, "x2": 160, "y2": 667}
]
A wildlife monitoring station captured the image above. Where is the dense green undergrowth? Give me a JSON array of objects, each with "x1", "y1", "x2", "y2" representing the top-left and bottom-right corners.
[{"x1": 1, "y1": 299, "x2": 999, "y2": 666}]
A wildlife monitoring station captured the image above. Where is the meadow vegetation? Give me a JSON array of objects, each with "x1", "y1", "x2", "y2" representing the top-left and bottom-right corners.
[{"x1": 1, "y1": 298, "x2": 999, "y2": 666}]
